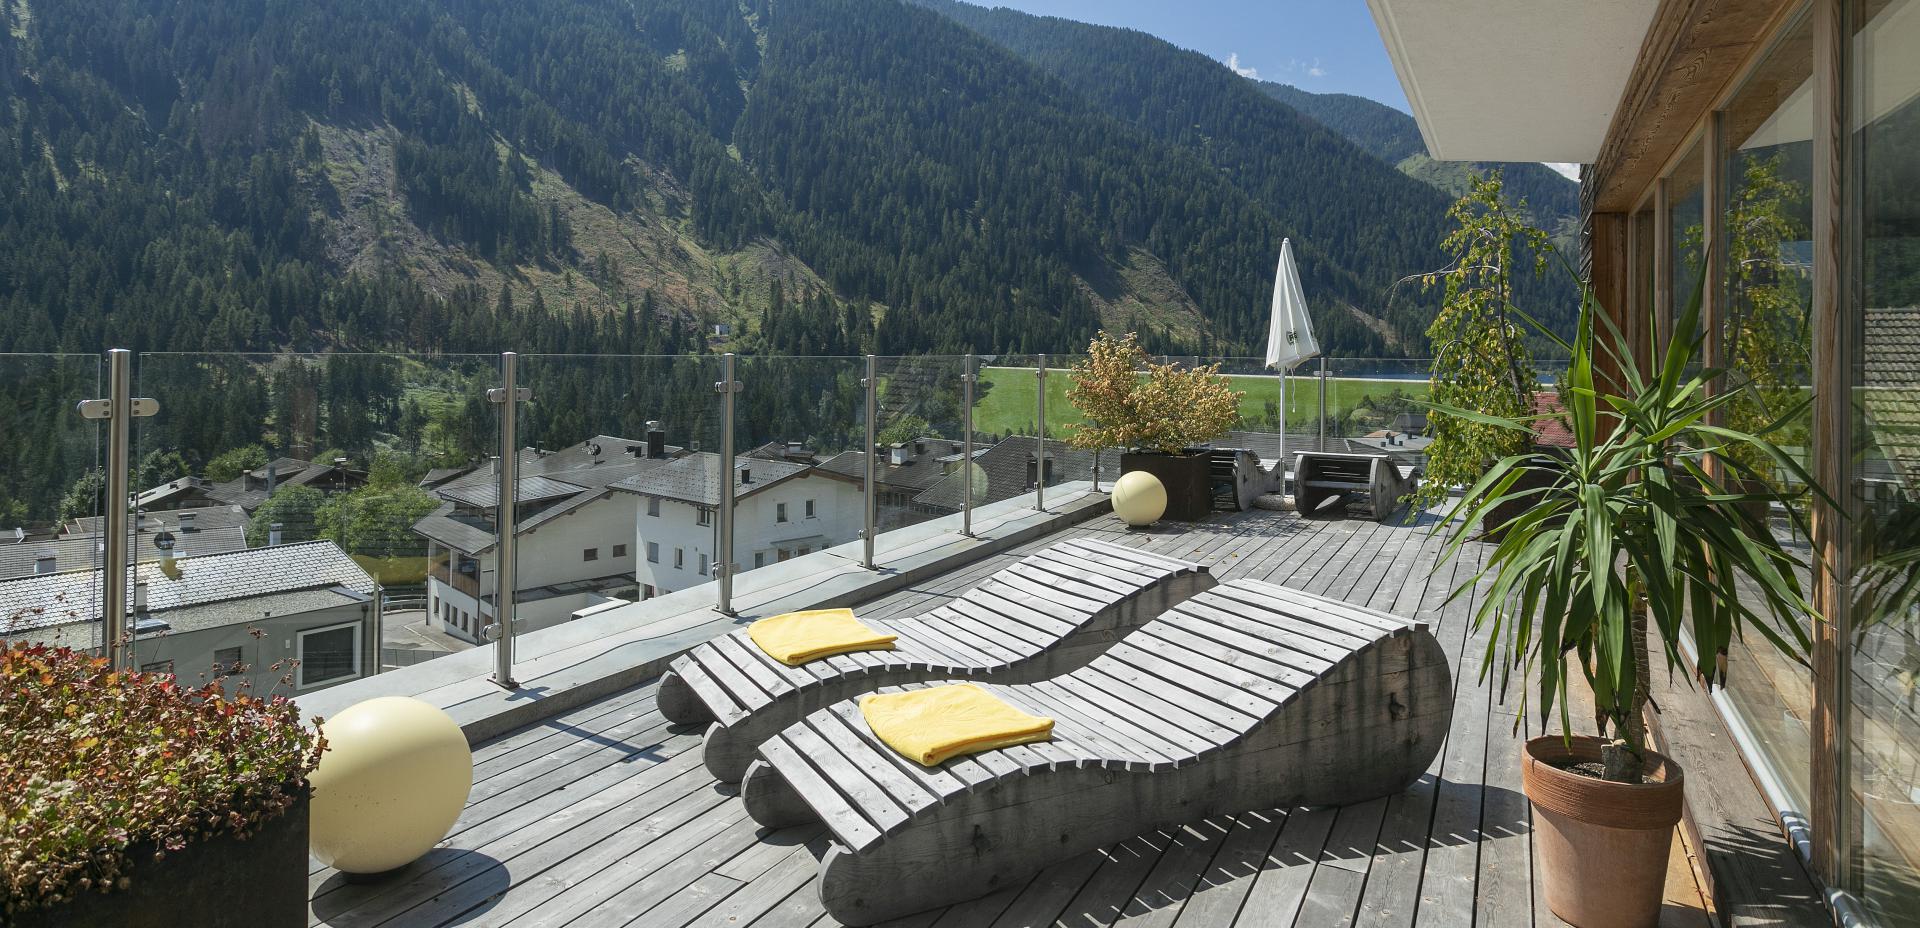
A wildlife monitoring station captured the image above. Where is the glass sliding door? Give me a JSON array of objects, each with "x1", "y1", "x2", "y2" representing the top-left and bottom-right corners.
[
  {"x1": 1716, "y1": 10, "x2": 1820, "y2": 817},
  {"x1": 1851, "y1": 0, "x2": 1920, "y2": 920},
  {"x1": 1668, "y1": 137, "x2": 1709, "y2": 334}
]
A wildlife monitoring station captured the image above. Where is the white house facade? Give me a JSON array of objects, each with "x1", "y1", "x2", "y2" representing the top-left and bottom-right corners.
[{"x1": 613, "y1": 454, "x2": 863, "y2": 599}]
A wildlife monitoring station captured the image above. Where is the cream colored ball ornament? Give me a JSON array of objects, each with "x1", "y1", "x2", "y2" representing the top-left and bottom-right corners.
[
  {"x1": 309, "y1": 696, "x2": 472, "y2": 874},
  {"x1": 1112, "y1": 470, "x2": 1168, "y2": 526}
]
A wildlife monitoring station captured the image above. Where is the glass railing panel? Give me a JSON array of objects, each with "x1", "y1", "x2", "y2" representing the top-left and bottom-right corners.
[
  {"x1": 517, "y1": 353, "x2": 722, "y2": 613},
  {"x1": 865, "y1": 355, "x2": 968, "y2": 553},
  {"x1": 0, "y1": 353, "x2": 105, "y2": 652},
  {"x1": 966, "y1": 353, "x2": 1053, "y2": 511},
  {"x1": 730, "y1": 355, "x2": 866, "y2": 575},
  {"x1": 1318, "y1": 358, "x2": 1434, "y2": 471},
  {"x1": 130, "y1": 352, "x2": 497, "y2": 691}
]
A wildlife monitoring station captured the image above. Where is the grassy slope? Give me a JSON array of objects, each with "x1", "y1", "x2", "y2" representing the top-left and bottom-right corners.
[{"x1": 971, "y1": 366, "x2": 1430, "y2": 436}]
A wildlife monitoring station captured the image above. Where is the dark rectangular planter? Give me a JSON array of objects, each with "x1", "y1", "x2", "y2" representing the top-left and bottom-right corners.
[
  {"x1": 1120, "y1": 451, "x2": 1213, "y2": 522},
  {"x1": 13, "y1": 790, "x2": 309, "y2": 928}
]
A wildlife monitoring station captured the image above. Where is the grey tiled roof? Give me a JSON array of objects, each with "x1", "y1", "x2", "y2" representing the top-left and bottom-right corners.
[
  {"x1": 4, "y1": 508, "x2": 252, "y2": 581},
  {"x1": 816, "y1": 438, "x2": 965, "y2": 493},
  {"x1": 611, "y1": 453, "x2": 813, "y2": 506},
  {"x1": 0, "y1": 540, "x2": 375, "y2": 635},
  {"x1": 415, "y1": 436, "x2": 688, "y2": 553},
  {"x1": 440, "y1": 474, "x2": 586, "y2": 509},
  {"x1": 1863, "y1": 307, "x2": 1920, "y2": 486}
]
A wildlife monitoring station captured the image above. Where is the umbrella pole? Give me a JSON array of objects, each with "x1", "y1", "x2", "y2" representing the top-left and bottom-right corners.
[{"x1": 1277, "y1": 367, "x2": 1288, "y2": 494}]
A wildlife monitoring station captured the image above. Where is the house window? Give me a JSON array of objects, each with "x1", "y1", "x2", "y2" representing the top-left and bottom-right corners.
[
  {"x1": 642, "y1": 584, "x2": 654, "y2": 600},
  {"x1": 647, "y1": 498, "x2": 660, "y2": 517},
  {"x1": 214, "y1": 646, "x2": 243, "y2": 676},
  {"x1": 647, "y1": 542, "x2": 659, "y2": 563},
  {"x1": 805, "y1": 499, "x2": 816, "y2": 519},
  {"x1": 674, "y1": 548, "x2": 684, "y2": 569},
  {"x1": 698, "y1": 553, "x2": 709, "y2": 576},
  {"x1": 776, "y1": 502, "x2": 789, "y2": 523},
  {"x1": 613, "y1": 543, "x2": 627, "y2": 558},
  {"x1": 296, "y1": 622, "x2": 361, "y2": 689},
  {"x1": 583, "y1": 547, "x2": 599, "y2": 562},
  {"x1": 798, "y1": 546, "x2": 811, "y2": 556},
  {"x1": 140, "y1": 660, "x2": 174, "y2": 676},
  {"x1": 697, "y1": 507, "x2": 713, "y2": 527},
  {"x1": 754, "y1": 552, "x2": 766, "y2": 569}
]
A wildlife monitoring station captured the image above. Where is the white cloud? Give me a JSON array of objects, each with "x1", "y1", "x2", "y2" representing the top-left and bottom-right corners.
[
  {"x1": 1542, "y1": 162, "x2": 1580, "y2": 181},
  {"x1": 1226, "y1": 52, "x2": 1259, "y2": 80},
  {"x1": 1306, "y1": 61, "x2": 1327, "y2": 78}
]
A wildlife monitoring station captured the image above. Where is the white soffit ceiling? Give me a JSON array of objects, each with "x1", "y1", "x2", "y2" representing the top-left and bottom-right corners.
[{"x1": 1367, "y1": 0, "x2": 1660, "y2": 164}]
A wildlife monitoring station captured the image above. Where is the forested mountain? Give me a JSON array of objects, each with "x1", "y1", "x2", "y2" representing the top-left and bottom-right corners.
[
  {"x1": 0, "y1": 0, "x2": 1524, "y2": 361},
  {"x1": 1255, "y1": 81, "x2": 1581, "y2": 249},
  {"x1": 908, "y1": 0, "x2": 1577, "y2": 352}
]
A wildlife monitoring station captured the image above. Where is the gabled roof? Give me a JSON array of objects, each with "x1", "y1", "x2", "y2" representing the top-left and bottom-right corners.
[
  {"x1": 0, "y1": 540, "x2": 375, "y2": 636},
  {"x1": 5, "y1": 508, "x2": 252, "y2": 581},
  {"x1": 414, "y1": 436, "x2": 688, "y2": 554},
  {"x1": 817, "y1": 438, "x2": 966, "y2": 493},
  {"x1": 910, "y1": 436, "x2": 1109, "y2": 512},
  {"x1": 611, "y1": 453, "x2": 819, "y2": 507}
]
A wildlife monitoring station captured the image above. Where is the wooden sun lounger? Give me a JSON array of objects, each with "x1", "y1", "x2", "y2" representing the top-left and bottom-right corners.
[
  {"x1": 738, "y1": 578, "x2": 1453, "y2": 926},
  {"x1": 656, "y1": 538, "x2": 1214, "y2": 782}
]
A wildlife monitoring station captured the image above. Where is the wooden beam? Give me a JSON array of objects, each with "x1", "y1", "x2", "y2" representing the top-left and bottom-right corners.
[
  {"x1": 1655, "y1": 178, "x2": 1674, "y2": 357},
  {"x1": 1587, "y1": 0, "x2": 1805, "y2": 212},
  {"x1": 1807, "y1": 0, "x2": 1852, "y2": 891},
  {"x1": 1589, "y1": 211, "x2": 1631, "y2": 398}
]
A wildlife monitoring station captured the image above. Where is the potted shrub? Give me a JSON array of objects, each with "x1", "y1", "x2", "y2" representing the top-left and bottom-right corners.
[
  {"x1": 1435, "y1": 279, "x2": 1822, "y2": 928},
  {"x1": 0, "y1": 644, "x2": 323, "y2": 928},
  {"x1": 1412, "y1": 172, "x2": 1553, "y2": 534},
  {"x1": 1065, "y1": 332, "x2": 1240, "y2": 522}
]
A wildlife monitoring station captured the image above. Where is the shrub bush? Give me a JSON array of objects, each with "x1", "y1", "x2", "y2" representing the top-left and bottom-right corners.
[
  {"x1": 0, "y1": 644, "x2": 323, "y2": 916},
  {"x1": 1065, "y1": 332, "x2": 1241, "y2": 455}
]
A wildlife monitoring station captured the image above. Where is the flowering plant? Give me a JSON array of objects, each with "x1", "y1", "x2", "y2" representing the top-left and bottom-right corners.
[
  {"x1": 0, "y1": 644, "x2": 324, "y2": 916},
  {"x1": 1065, "y1": 332, "x2": 1241, "y2": 455}
]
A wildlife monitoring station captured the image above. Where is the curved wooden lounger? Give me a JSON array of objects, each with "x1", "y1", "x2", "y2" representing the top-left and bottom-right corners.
[
  {"x1": 739, "y1": 578, "x2": 1453, "y2": 926},
  {"x1": 656, "y1": 538, "x2": 1214, "y2": 782}
]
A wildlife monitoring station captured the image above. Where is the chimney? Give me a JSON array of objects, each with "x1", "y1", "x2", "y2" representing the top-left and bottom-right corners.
[
  {"x1": 265, "y1": 461, "x2": 278, "y2": 494},
  {"x1": 646, "y1": 421, "x2": 667, "y2": 459},
  {"x1": 133, "y1": 582, "x2": 148, "y2": 615},
  {"x1": 913, "y1": 440, "x2": 926, "y2": 456},
  {"x1": 268, "y1": 522, "x2": 284, "y2": 546},
  {"x1": 889, "y1": 445, "x2": 908, "y2": 466},
  {"x1": 178, "y1": 511, "x2": 196, "y2": 532},
  {"x1": 34, "y1": 550, "x2": 55, "y2": 575},
  {"x1": 155, "y1": 531, "x2": 176, "y2": 565}
]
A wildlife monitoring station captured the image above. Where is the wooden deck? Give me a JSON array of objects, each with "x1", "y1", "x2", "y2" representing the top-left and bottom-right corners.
[{"x1": 307, "y1": 507, "x2": 1747, "y2": 928}]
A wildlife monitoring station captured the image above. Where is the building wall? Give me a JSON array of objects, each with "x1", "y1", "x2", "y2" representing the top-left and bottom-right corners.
[
  {"x1": 126, "y1": 600, "x2": 377, "y2": 695},
  {"x1": 423, "y1": 493, "x2": 639, "y2": 642},
  {"x1": 631, "y1": 474, "x2": 862, "y2": 597}
]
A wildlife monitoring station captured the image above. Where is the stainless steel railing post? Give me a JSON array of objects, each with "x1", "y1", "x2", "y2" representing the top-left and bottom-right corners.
[
  {"x1": 1035, "y1": 354, "x2": 1047, "y2": 512},
  {"x1": 961, "y1": 354, "x2": 976, "y2": 537},
  {"x1": 714, "y1": 353, "x2": 740, "y2": 615},
  {"x1": 487, "y1": 352, "x2": 529, "y2": 689},
  {"x1": 1317, "y1": 356, "x2": 1330, "y2": 451},
  {"x1": 862, "y1": 354, "x2": 878, "y2": 570},
  {"x1": 76, "y1": 349, "x2": 156, "y2": 670}
]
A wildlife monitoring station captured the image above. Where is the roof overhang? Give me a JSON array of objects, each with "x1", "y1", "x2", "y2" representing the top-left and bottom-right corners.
[{"x1": 1366, "y1": 0, "x2": 1659, "y2": 163}]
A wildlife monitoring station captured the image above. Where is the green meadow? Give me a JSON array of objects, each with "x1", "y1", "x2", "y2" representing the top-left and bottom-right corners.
[{"x1": 970, "y1": 366, "x2": 1431, "y2": 437}]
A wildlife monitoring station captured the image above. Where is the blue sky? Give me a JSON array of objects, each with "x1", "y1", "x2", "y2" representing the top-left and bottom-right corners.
[{"x1": 974, "y1": 1, "x2": 1411, "y2": 112}]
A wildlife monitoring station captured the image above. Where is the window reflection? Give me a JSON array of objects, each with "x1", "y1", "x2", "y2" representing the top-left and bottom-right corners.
[{"x1": 1853, "y1": 0, "x2": 1920, "y2": 919}]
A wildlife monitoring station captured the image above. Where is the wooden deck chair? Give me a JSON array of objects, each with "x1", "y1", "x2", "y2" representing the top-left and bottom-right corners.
[
  {"x1": 656, "y1": 538, "x2": 1214, "y2": 782},
  {"x1": 737, "y1": 578, "x2": 1453, "y2": 926}
]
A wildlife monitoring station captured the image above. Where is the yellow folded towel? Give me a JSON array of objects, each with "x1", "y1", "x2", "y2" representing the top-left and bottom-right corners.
[
  {"x1": 861, "y1": 683, "x2": 1055, "y2": 766},
  {"x1": 747, "y1": 608, "x2": 897, "y2": 666}
]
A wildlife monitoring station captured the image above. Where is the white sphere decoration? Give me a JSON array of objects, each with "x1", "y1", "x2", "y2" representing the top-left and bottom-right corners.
[
  {"x1": 1112, "y1": 470, "x2": 1168, "y2": 526},
  {"x1": 309, "y1": 696, "x2": 472, "y2": 874}
]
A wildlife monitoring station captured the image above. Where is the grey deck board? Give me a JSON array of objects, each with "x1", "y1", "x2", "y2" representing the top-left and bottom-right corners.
[{"x1": 309, "y1": 508, "x2": 1743, "y2": 928}]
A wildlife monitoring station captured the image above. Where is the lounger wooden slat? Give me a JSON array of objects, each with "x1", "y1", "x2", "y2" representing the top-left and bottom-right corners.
[
  {"x1": 658, "y1": 539, "x2": 1214, "y2": 782},
  {"x1": 709, "y1": 633, "x2": 799, "y2": 701},
  {"x1": 782, "y1": 724, "x2": 912, "y2": 836},
  {"x1": 1208, "y1": 584, "x2": 1403, "y2": 643},
  {"x1": 1232, "y1": 578, "x2": 1419, "y2": 634},
  {"x1": 803, "y1": 715, "x2": 940, "y2": 813},
  {"x1": 742, "y1": 578, "x2": 1455, "y2": 926}
]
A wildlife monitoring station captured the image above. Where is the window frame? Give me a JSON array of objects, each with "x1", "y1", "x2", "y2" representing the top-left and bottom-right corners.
[{"x1": 295, "y1": 620, "x2": 363, "y2": 691}]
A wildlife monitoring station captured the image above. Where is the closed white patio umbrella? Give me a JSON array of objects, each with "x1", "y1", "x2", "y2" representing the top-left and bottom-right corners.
[{"x1": 1264, "y1": 238, "x2": 1320, "y2": 491}]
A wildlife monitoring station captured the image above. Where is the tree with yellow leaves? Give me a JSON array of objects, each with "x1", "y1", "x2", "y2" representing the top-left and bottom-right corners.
[{"x1": 1066, "y1": 332, "x2": 1241, "y2": 455}]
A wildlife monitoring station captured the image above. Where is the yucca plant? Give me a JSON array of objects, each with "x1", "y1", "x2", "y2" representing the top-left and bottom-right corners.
[{"x1": 1433, "y1": 263, "x2": 1828, "y2": 782}]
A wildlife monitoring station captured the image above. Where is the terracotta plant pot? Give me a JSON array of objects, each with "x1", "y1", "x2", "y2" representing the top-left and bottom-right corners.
[{"x1": 1522, "y1": 736, "x2": 1685, "y2": 928}]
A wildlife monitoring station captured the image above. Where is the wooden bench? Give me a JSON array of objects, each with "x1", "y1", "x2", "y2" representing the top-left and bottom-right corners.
[
  {"x1": 656, "y1": 539, "x2": 1213, "y2": 782},
  {"x1": 1294, "y1": 450, "x2": 1416, "y2": 521},
  {"x1": 739, "y1": 578, "x2": 1454, "y2": 925}
]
